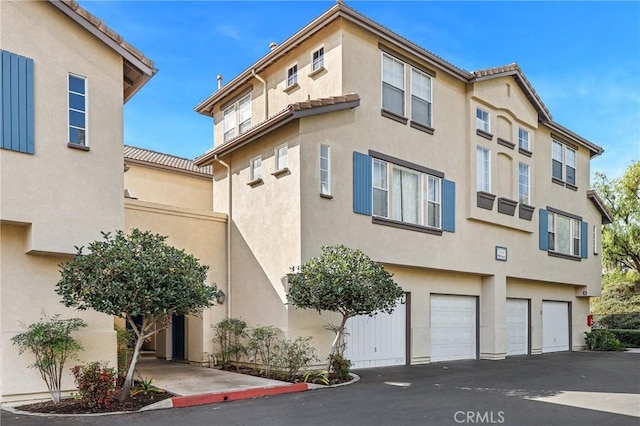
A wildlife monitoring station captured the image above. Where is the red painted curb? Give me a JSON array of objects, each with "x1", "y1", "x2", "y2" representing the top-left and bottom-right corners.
[{"x1": 171, "y1": 383, "x2": 310, "y2": 408}]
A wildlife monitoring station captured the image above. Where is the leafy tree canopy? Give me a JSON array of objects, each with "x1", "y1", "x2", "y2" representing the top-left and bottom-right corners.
[
  {"x1": 594, "y1": 161, "x2": 640, "y2": 273},
  {"x1": 56, "y1": 229, "x2": 217, "y2": 400},
  {"x1": 591, "y1": 270, "x2": 640, "y2": 315}
]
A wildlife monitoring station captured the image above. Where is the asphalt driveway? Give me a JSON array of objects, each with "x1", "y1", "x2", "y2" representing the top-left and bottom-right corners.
[{"x1": 3, "y1": 351, "x2": 639, "y2": 426}]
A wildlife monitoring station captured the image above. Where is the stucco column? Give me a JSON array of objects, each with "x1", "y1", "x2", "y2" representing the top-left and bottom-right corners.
[{"x1": 480, "y1": 274, "x2": 507, "y2": 360}]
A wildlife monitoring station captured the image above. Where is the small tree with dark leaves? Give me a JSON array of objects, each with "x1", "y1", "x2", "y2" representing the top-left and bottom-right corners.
[
  {"x1": 56, "y1": 229, "x2": 217, "y2": 401},
  {"x1": 287, "y1": 245, "x2": 404, "y2": 370}
]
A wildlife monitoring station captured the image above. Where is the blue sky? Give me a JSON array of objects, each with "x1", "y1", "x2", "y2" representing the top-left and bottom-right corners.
[{"x1": 80, "y1": 1, "x2": 639, "y2": 180}]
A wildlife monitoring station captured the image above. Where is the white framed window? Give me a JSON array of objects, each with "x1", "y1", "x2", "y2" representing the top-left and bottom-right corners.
[
  {"x1": 476, "y1": 108, "x2": 490, "y2": 133},
  {"x1": 411, "y1": 68, "x2": 432, "y2": 127},
  {"x1": 69, "y1": 74, "x2": 87, "y2": 146},
  {"x1": 275, "y1": 144, "x2": 288, "y2": 171},
  {"x1": 518, "y1": 162, "x2": 530, "y2": 205},
  {"x1": 223, "y1": 93, "x2": 252, "y2": 143},
  {"x1": 476, "y1": 146, "x2": 491, "y2": 192},
  {"x1": 287, "y1": 64, "x2": 298, "y2": 87},
  {"x1": 548, "y1": 211, "x2": 581, "y2": 257},
  {"x1": 518, "y1": 128, "x2": 530, "y2": 151},
  {"x1": 552, "y1": 139, "x2": 577, "y2": 185},
  {"x1": 312, "y1": 47, "x2": 324, "y2": 71},
  {"x1": 593, "y1": 225, "x2": 599, "y2": 255},
  {"x1": 381, "y1": 53, "x2": 405, "y2": 116},
  {"x1": 372, "y1": 159, "x2": 442, "y2": 229},
  {"x1": 249, "y1": 156, "x2": 262, "y2": 181},
  {"x1": 320, "y1": 144, "x2": 331, "y2": 195}
]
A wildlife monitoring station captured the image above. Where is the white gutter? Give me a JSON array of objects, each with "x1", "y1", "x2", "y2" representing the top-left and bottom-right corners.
[
  {"x1": 252, "y1": 69, "x2": 268, "y2": 120},
  {"x1": 214, "y1": 154, "x2": 232, "y2": 319}
]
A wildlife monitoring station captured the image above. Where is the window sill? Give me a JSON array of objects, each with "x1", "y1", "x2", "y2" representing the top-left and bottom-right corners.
[
  {"x1": 320, "y1": 193, "x2": 333, "y2": 199},
  {"x1": 566, "y1": 183, "x2": 578, "y2": 192},
  {"x1": 476, "y1": 129, "x2": 493, "y2": 140},
  {"x1": 497, "y1": 138, "x2": 515, "y2": 150},
  {"x1": 410, "y1": 120, "x2": 435, "y2": 135},
  {"x1": 271, "y1": 168, "x2": 289, "y2": 178},
  {"x1": 283, "y1": 83, "x2": 299, "y2": 94},
  {"x1": 308, "y1": 67, "x2": 326, "y2": 78},
  {"x1": 548, "y1": 251, "x2": 582, "y2": 262},
  {"x1": 381, "y1": 109, "x2": 408, "y2": 125},
  {"x1": 67, "y1": 143, "x2": 90, "y2": 151},
  {"x1": 247, "y1": 178, "x2": 263, "y2": 187},
  {"x1": 372, "y1": 216, "x2": 442, "y2": 236},
  {"x1": 551, "y1": 177, "x2": 565, "y2": 187},
  {"x1": 518, "y1": 147, "x2": 533, "y2": 157}
]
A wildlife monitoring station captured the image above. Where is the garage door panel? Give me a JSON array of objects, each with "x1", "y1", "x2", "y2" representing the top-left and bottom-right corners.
[
  {"x1": 345, "y1": 302, "x2": 406, "y2": 369},
  {"x1": 506, "y1": 299, "x2": 528, "y2": 356},
  {"x1": 542, "y1": 301, "x2": 569, "y2": 353},
  {"x1": 430, "y1": 295, "x2": 477, "y2": 362}
]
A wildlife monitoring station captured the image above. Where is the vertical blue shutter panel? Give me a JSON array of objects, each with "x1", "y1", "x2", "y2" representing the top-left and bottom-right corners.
[
  {"x1": 581, "y1": 221, "x2": 589, "y2": 259},
  {"x1": 442, "y1": 179, "x2": 455, "y2": 232},
  {"x1": 539, "y1": 209, "x2": 548, "y2": 251},
  {"x1": 353, "y1": 151, "x2": 372, "y2": 215},
  {"x1": 0, "y1": 50, "x2": 34, "y2": 154}
]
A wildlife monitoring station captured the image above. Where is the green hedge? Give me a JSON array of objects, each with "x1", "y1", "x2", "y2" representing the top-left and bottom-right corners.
[
  {"x1": 584, "y1": 329, "x2": 624, "y2": 351},
  {"x1": 609, "y1": 329, "x2": 640, "y2": 348}
]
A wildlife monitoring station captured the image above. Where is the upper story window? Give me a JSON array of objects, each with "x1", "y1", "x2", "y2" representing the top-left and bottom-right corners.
[
  {"x1": 312, "y1": 47, "x2": 324, "y2": 71},
  {"x1": 223, "y1": 93, "x2": 251, "y2": 143},
  {"x1": 552, "y1": 139, "x2": 576, "y2": 186},
  {"x1": 320, "y1": 144, "x2": 331, "y2": 196},
  {"x1": 548, "y1": 211, "x2": 581, "y2": 257},
  {"x1": 287, "y1": 65, "x2": 298, "y2": 87},
  {"x1": 373, "y1": 158, "x2": 442, "y2": 229},
  {"x1": 382, "y1": 53, "x2": 405, "y2": 116},
  {"x1": 476, "y1": 108, "x2": 490, "y2": 133},
  {"x1": 411, "y1": 69, "x2": 432, "y2": 128},
  {"x1": 275, "y1": 144, "x2": 288, "y2": 171},
  {"x1": 249, "y1": 156, "x2": 262, "y2": 182},
  {"x1": 69, "y1": 74, "x2": 87, "y2": 146},
  {"x1": 518, "y1": 162, "x2": 530, "y2": 205},
  {"x1": 518, "y1": 128, "x2": 530, "y2": 151},
  {"x1": 476, "y1": 146, "x2": 491, "y2": 192}
]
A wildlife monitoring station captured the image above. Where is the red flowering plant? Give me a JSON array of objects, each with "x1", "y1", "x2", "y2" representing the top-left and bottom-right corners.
[{"x1": 71, "y1": 361, "x2": 118, "y2": 409}]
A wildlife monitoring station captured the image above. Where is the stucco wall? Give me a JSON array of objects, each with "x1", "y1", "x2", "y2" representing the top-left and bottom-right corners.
[
  {"x1": 124, "y1": 163, "x2": 213, "y2": 211},
  {"x1": 0, "y1": 1, "x2": 124, "y2": 254}
]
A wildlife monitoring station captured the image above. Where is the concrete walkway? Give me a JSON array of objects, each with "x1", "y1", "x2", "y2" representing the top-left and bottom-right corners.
[{"x1": 134, "y1": 357, "x2": 310, "y2": 410}]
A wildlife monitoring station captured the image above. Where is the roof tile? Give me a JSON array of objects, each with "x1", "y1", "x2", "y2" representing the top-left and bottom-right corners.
[{"x1": 124, "y1": 145, "x2": 212, "y2": 176}]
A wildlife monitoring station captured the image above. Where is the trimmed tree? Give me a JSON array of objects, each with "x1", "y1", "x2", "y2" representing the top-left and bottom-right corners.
[
  {"x1": 287, "y1": 245, "x2": 404, "y2": 370},
  {"x1": 56, "y1": 229, "x2": 217, "y2": 401}
]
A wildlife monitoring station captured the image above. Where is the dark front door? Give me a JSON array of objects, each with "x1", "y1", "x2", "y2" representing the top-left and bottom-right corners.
[{"x1": 172, "y1": 314, "x2": 185, "y2": 360}]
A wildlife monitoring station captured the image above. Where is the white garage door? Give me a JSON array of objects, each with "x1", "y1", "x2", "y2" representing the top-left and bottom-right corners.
[
  {"x1": 430, "y1": 295, "x2": 477, "y2": 362},
  {"x1": 344, "y1": 302, "x2": 406, "y2": 369},
  {"x1": 542, "y1": 301, "x2": 570, "y2": 353},
  {"x1": 506, "y1": 299, "x2": 528, "y2": 356}
]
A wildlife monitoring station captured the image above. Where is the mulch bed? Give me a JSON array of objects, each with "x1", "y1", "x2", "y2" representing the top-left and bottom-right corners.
[{"x1": 16, "y1": 391, "x2": 174, "y2": 415}]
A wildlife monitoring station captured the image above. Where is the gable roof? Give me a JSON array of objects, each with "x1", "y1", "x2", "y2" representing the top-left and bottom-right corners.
[
  {"x1": 49, "y1": 0, "x2": 157, "y2": 102},
  {"x1": 125, "y1": 145, "x2": 212, "y2": 177},
  {"x1": 195, "y1": 2, "x2": 603, "y2": 158},
  {"x1": 194, "y1": 94, "x2": 360, "y2": 166},
  {"x1": 587, "y1": 190, "x2": 613, "y2": 224}
]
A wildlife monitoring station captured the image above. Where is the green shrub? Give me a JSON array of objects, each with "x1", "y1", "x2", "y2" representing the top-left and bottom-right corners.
[
  {"x1": 11, "y1": 314, "x2": 86, "y2": 404},
  {"x1": 271, "y1": 337, "x2": 319, "y2": 381},
  {"x1": 71, "y1": 361, "x2": 118, "y2": 409},
  {"x1": 214, "y1": 318, "x2": 247, "y2": 368},
  {"x1": 246, "y1": 326, "x2": 280, "y2": 377},
  {"x1": 584, "y1": 329, "x2": 624, "y2": 351},
  {"x1": 609, "y1": 329, "x2": 640, "y2": 347},
  {"x1": 115, "y1": 326, "x2": 135, "y2": 379},
  {"x1": 329, "y1": 354, "x2": 351, "y2": 381}
]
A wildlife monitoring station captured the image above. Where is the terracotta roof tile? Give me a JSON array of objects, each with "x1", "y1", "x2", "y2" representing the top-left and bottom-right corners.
[{"x1": 124, "y1": 145, "x2": 212, "y2": 176}]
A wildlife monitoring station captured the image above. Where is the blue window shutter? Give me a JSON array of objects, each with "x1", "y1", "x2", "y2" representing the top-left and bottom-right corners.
[
  {"x1": 353, "y1": 151, "x2": 372, "y2": 215},
  {"x1": 581, "y1": 221, "x2": 589, "y2": 259},
  {"x1": 1, "y1": 50, "x2": 34, "y2": 154},
  {"x1": 442, "y1": 179, "x2": 455, "y2": 232},
  {"x1": 539, "y1": 209, "x2": 548, "y2": 251}
]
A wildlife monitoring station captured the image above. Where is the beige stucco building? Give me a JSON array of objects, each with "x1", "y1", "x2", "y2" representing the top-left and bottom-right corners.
[
  {"x1": 193, "y1": 2, "x2": 612, "y2": 368},
  {"x1": 1, "y1": 0, "x2": 612, "y2": 404}
]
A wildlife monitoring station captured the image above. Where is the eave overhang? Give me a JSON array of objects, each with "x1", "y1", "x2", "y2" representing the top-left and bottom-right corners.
[{"x1": 587, "y1": 190, "x2": 613, "y2": 225}]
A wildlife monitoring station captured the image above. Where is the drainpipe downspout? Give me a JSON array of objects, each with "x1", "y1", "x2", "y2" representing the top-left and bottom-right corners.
[
  {"x1": 252, "y1": 69, "x2": 268, "y2": 120},
  {"x1": 214, "y1": 154, "x2": 232, "y2": 319}
]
